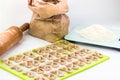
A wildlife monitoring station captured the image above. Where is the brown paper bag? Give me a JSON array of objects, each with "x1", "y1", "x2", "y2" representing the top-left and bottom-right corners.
[
  {"x1": 28, "y1": 0, "x2": 69, "y2": 19},
  {"x1": 29, "y1": 13, "x2": 69, "y2": 42}
]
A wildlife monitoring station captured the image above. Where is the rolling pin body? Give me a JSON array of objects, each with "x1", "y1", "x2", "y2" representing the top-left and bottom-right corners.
[{"x1": 0, "y1": 23, "x2": 29, "y2": 54}]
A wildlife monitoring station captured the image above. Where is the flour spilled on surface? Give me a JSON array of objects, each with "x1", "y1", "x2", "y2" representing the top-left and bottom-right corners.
[{"x1": 77, "y1": 24, "x2": 117, "y2": 42}]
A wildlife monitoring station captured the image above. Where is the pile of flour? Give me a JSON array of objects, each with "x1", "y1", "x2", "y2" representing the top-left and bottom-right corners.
[{"x1": 77, "y1": 24, "x2": 117, "y2": 42}]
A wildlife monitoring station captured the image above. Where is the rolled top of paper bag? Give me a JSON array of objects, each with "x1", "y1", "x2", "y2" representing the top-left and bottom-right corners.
[{"x1": 28, "y1": 0, "x2": 69, "y2": 19}]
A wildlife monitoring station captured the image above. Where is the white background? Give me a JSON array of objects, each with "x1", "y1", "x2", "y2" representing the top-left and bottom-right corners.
[
  {"x1": 0, "y1": 0, "x2": 120, "y2": 30},
  {"x1": 0, "y1": 0, "x2": 120, "y2": 80}
]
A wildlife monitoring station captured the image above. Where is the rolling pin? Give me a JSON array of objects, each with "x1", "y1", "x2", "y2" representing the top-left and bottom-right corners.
[{"x1": 0, "y1": 23, "x2": 29, "y2": 55}]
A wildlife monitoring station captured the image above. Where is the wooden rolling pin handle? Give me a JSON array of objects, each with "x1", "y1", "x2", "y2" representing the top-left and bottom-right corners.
[
  {"x1": 0, "y1": 23, "x2": 29, "y2": 54},
  {"x1": 19, "y1": 23, "x2": 29, "y2": 32}
]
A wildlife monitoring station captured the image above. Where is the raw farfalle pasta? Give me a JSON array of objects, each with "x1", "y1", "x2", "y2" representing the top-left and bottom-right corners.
[{"x1": 0, "y1": 40, "x2": 109, "y2": 80}]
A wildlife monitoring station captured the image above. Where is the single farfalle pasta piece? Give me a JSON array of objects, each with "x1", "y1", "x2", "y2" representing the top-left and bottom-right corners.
[
  {"x1": 61, "y1": 55, "x2": 68, "y2": 60},
  {"x1": 53, "y1": 58, "x2": 59, "y2": 62},
  {"x1": 49, "y1": 51, "x2": 58, "y2": 56},
  {"x1": 57, "y1": 70, "x2": 64, "y2": 77},
  {"x1": 67, "y1": 57, "x2": 73, "y2": 62},
  {"x1": 24, "y1": 52, "x2": 36, "y2": 58},
  {"x1": 91, "y1": 56, "x2": 98, "y2": 61},
  {"x1": 65, "y1": 63, "x2": 73, "y2": 69},
  {"x1": 65, "y1": 67, "x2": 73, "y2": 73},
  {"x1": 33, "y1": 60, "x2": 40, "y2": 66},
  {"x1": 59, "y1": 65, "x2": 66, "y2": 71},
  {"x1": 14, "y1": 55, "x2": 23, "y2": 63},
  {"x1": 48, "y1": 73, "x2": 57, "y2": 80},
  {"x1": 27, "y1": 72, "x2": 35, "y2": 78},
  {"x1": 57, "y1": 48, "x2": 66, "y2": 53},
  {"x1": 73, "y1": 65, "x2": 79, "y2": 70},
  {"x1": 44, "y1": 65, "x2": 52, "y2": 71},
  {"x1": 68, "y1": 44, "x2": 80, "y2": 50},
  {"x1": 74, "y1": 61, "x2": 84, "y2": 67},
  {"x1": 27, "y1": 60, "x2": 35, "y2": 67},
  {"x1": 22, "y1": 71, "x2": 35, "y2": 78},
  {"x1": 83, "y1": 59, "x2": 92, "y2": 64},
  {"x1": 10, "y1": 65, "x2": 22, "y2": 72},
  {"x1": 59, "y1": 59, "x2": 66, "y2": 65},
  {"x1": 51, "y1": 70, "x2": 64, "y2": 77},
  {"x1": 63, "y1": 46, "x2": 73, "y2": 51},
  {"x1": 37, "y1": 68, "x2": 45, "y2": 74},
  {"x1": 45, "y1": 54, "x2": 55, "y2": 60},
  {"x1": 31, "y1": 67, "x2": 44, "y2": 74},
  {"x1": 15, "y1": 55, "x2": 30, "y2": 62},
  {"x1": 2, "y1": 60, "x2": 13, "y2": 66},
  {"x1": 80, "y1": 48, "x2": 91, "y2": 53},
  {"x1": 35, "y1": 75, "x2": 49, "y2": 80},
  {"x1": 45, "y1": 60, "x2": 53, "y2": 65},
  {"x1": 19, "y1": 60, "x2": 33, "y2": 68},
  {"x1": 8, "y1": 56, "x2": 16, "y2": 61},
  {"x1": 93, "y1": 52, "x2": 103, "y2": 58},
  {"x1": 34, "y1": 56, "x2": 46, "y2": 62},
  {"x1": 52, "y1": 62, "x2": 59, "y2": 68},
  {"x1": 60, "y1": 40, "x2": 69, "y2": 45}
]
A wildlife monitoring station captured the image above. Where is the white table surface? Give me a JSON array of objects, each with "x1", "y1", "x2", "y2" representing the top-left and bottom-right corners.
[{"x1": 0, "y1": 0, "x2": 120, "y2": 80}]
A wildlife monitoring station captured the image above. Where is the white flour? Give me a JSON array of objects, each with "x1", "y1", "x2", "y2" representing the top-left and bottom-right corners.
[{"x1": 77, "y1": 24, "x2": 117, "y2": 42}]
